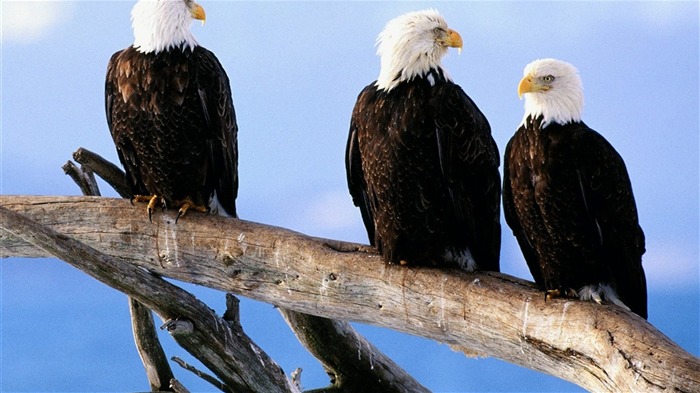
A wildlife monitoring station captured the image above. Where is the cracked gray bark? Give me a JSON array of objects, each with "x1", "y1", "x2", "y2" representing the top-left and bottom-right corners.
[
  {"x1": 0, "y1": 203, "x2": 297, "y2": 393},
  {"x1": 2, "y1": 195, "x2": 698, "y2": 392},
  {"x1": 65, "y1": 147, "x2": 428, "y2": 393}
]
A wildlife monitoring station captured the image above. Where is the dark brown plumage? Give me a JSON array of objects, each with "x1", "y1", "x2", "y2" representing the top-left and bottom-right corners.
[
  {"x1": 346, "y1": 70, "x2": 501, "y2": 270},
  {"x1": 504, "y1": 116, "x2": 646, "y2": 318}
]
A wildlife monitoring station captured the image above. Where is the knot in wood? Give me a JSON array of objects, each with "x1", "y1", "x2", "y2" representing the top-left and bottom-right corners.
[
  {"x1": 160, "y1": 319, "x2": 194, "y2": 336},
  {"x1": 221, "y1": 250, "x2": 243, "y2": 265}
]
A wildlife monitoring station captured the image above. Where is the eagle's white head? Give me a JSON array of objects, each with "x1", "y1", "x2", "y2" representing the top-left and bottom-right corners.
[
  {"x1": 131, "y1": 0, "x2": 206, "y2": 54},
  {"x1": 518, "y1": 58, "x2": 584, "y2": 127},
  {"x1": 375, "y1": 9, "x2": 463, "y2": 92}
]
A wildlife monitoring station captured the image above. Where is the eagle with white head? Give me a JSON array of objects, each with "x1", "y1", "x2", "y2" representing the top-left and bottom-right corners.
[
  {"x1": 106, "y1": 0, "x2": 238, "y2": 221},
  {"x1": 503, "y1": 58, "x2": 647, "y2": 318},
  {"x1": 346, "y1": 9, "x2": 501, "y2": 271}
]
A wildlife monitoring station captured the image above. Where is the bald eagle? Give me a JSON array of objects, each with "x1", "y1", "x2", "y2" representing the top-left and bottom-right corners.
[
  {"x1": 106, "y1": 0, "x2": 237, "y2": 221},
  {"x1": 503, "y1": 58, "x2": 647, "y2": 318},
  {"x1": 345, "y1": 10, "x2": 501, "y2": 271}
]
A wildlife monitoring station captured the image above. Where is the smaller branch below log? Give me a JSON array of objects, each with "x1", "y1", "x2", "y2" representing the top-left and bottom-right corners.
[
  {"x1": 171, "y1": 357, "x2": 231, "y2": 393},
  {"x1": 222, "y1": 293, "x2": 243, "y2": 330},
  {"x1": 130, "y1": 298, "x2": 175, "y2": 391},
  {"x1": 169, "y1": 378, "x2": 191, "y2": 393},
  {"x1": 66, "y1": 153, "x2": 173, "y2": 391},
  {"x1": 280, "y1": 310, "x2": 430, "y2": 393}
]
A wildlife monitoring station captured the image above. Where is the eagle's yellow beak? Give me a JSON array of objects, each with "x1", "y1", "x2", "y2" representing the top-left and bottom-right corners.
[
  {"x1": 518, "y1": 74, "x2": 550, "y2": 99},
  {"x1": 191, "y1": 2, "x2": 206, "y2": 25},
  {"x1": 518, "y1": 76, "x2": 533, "y2": 99},
  {"x1": 446, "y1": 29, "x2": 463, "y2": 55}
]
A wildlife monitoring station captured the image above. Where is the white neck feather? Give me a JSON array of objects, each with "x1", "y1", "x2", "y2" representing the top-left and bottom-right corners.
[
  {"x1": 375, "y1": 10, "x2": 452, "y2": 92},
  {"x1": 132, "y1": 0, "x2": 198, "y2": 54}
]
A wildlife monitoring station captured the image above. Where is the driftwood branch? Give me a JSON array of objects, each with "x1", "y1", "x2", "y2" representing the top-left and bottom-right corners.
[
  {"x1": 129, "y1": 297, "x2": 176, "y2": 391},
  {"x1": 62, "y1": 160, "x2": 101, "y2": 197},
  {"x1": 279, "y1": 309, "x2": 431, "y2": 393},
  {"x1": 65, "y1": 147, "x2": 423, "y2": 392},
  {"x1": 171, "y1": 356, "x2": 231, "y2": 393},
  {"x1": 71, "y1": 147, "x2": 132, "y2": 198},
  {"x1": 1, "y1": 195, "x2": 698, "y2": 392},
  {"x1": 0, "y1": 201, "x2": 298, "y2": 393}
]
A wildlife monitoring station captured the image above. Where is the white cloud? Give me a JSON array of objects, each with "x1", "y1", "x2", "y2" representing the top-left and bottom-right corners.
[
  {"x1": 2, "y1": 1, "x2": 75, "y2": 44},
  {"x1": 644, "y1": 245, "x2": 699, "y2": 291},
  {"x1": 302, "y1": 189, "x2": 360, "y2": 232},
  {"x1": 634, "y1": 1, "x2": 698, "y2": 31}
]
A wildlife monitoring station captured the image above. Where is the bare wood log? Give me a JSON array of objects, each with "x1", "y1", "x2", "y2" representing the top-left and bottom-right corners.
[
  {"x1": 0, "y1": 201, "x2": 299, "y2": 393},
  {"x1": 65, "y1": 156, "x2": 176, "y2": 392},
  {"x1": 70, "y1": 146, "x2": 420, "y2": 392},
  {"x1": 1, "y1": 195, "x2": 698, "y2": 392}
]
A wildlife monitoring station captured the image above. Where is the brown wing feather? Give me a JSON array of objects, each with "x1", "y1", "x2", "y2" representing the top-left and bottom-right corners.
[
  {"x1": 194, "y1": 48, "x2": 238, "y2": 217},
  {"x1": 346, "y1": 90, "x2": 376, "y2": 245},
  {"x1": 575, "y1": 125, "x2": 646, "y2": 317},
  {"x1": 432, "y1": 82, "x2": 501, "y2": 271},
  {"x1": 105, "y1": 48, "x2": 148, "y2": 197}
]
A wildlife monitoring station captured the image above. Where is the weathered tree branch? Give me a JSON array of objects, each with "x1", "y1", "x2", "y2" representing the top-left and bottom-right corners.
[
  {"x1": 71, "y1": 147, "x2": 131, "y2": 198},
  {"x1": 62, "y1": 160, "x2": 101, "y2": 197},
  {"x1": 66, "y1": 147, "x2": 423, "y2": 392},
  {"x1": 129, "y1": 297, "x2": 176, "y2": 391},
  {"x1": 279, "y1": 310, "x2": 431, "y2": 393},
  {"x1": 171, "y1": 356, "x2": 231, "y2": 393},
  {"x1": 1, "y1": 195, "x2": 698, "y2": 392},
  {"x1": 0, "y1": 201, "x2": 298, "y2": 393}
]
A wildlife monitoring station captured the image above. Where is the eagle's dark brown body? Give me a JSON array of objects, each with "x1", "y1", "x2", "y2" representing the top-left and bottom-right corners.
[
  {"x1": 346, "y1": 69, "x2": 501, "y2": 271},
  {"x1": 105, "y1": 45, "x2": 237, "y2": 217},
  {"x1": 503, "y1": 115, "x2": 647, "y2": 318}
]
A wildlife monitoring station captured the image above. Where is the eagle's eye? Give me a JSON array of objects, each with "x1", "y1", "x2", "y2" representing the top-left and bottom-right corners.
[
  {"x1": 542, "y1": 75, "x2": 555, "y2": 83},
  {"x1": 432, "y1": 27, "x2": 445, "y2": 36}
]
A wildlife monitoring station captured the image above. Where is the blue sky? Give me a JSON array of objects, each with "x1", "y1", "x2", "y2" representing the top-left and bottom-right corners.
[{"x1": 2, "y1": 1, "x2": 698, "y2": 391}]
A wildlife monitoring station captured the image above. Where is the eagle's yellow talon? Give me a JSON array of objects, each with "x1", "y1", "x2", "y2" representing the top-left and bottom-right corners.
[
  {"x1": 545, "y1": 288, "x2": 577, "y2": 302},
  {"x1": 173, "y1": 198, "x2": 209, "y2": 223}
]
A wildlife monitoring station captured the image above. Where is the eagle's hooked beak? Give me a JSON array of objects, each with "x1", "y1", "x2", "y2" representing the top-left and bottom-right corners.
[
  {"x1": 191, "y1": 2, "x2": 206, "y2": 25},
  {"x1": 518, "y1": 74, "x2": 551, "y2": 99},
  {"x1": 518, "y1": 76, "x2": 533, "y2": 99},
  {"x1": 446, "y1": 29, "x2": 463, "y2": 55}
]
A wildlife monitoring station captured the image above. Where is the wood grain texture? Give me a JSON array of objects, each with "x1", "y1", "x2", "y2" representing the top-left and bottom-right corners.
[{"x1": 1, "y1": 195, "x2": 698, "y2": 392}]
